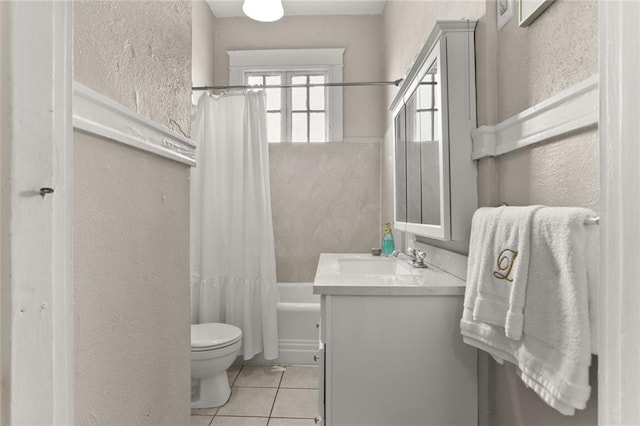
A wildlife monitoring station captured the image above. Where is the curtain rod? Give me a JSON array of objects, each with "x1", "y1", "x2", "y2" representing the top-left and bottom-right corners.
[{"x1": 192, "y1": 79, "x2": 404, "y2": 91}]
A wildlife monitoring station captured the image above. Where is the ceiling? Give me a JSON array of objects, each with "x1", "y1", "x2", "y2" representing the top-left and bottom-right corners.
[{"x1": 206, "y1": 0, "x2": 387, "y2": 18}]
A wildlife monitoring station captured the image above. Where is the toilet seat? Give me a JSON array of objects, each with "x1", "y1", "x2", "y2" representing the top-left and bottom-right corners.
[{"x1": 191, "y1": 323, "x2": 242, "y2": 351}]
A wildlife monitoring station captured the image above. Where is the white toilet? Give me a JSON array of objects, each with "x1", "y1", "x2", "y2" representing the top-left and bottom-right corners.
[{"x1": 191, "y1": 323, "x2": 242, "y2": 408}]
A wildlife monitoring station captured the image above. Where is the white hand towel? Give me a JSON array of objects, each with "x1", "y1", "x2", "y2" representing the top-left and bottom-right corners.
[
  {"x1": 460, "y1": 206, "x2": 597, "y2": 415},
  {"x1": 473, "y1": 205, "x2": 543, "y2": 340},
  {"x1": 463, "y1": 207, "x2": 502, "y2": 320}
]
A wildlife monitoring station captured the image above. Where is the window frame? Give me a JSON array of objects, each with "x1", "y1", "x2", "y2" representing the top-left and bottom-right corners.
[{"x1": 228, "y1": 48, "x2": 344, "y2": 142}]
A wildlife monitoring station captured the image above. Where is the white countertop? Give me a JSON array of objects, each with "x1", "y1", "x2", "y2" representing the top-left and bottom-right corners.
[{"x1": 313, "y1": 253, "x2": 467, "y2": 296}]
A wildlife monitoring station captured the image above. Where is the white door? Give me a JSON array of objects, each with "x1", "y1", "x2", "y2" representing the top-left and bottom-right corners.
[{"x1": 2, "y1": 1, "x2": 73, "y2": 424}]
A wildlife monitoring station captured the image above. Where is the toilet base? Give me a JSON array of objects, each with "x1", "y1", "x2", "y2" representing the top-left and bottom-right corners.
[{"x1": 191, "y1": 372, "x2": 231, "y2": 409}]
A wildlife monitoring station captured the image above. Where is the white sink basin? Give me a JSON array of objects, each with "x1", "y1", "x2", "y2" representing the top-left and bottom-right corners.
[
  {"x1": 314, "y1": 253, "x2": 467, "y2": 296},
  {"x1": 338, "y1": 257, "x2": 411, "y2": 275}
]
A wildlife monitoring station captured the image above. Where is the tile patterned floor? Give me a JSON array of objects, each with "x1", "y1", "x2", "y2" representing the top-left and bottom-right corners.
[{"x1": 191, "y1": 364, "x2": 319, "y2": 426}]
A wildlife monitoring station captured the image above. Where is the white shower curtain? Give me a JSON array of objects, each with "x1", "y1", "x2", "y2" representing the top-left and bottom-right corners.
[{"x1": 190, "y1": 91, "x2": 279, "y2": 361}]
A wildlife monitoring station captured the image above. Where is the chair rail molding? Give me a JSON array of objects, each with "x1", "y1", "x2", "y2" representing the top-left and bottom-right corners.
[
  {"x1": 471, "y1": 75, "x2": 598, "y2": 160},
  {"x1": 73, "y1": 82, "x2": 196, "y2": 167}
]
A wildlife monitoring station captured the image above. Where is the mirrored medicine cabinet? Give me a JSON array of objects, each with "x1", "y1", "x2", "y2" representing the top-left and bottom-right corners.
[{"x1": 391, "y1": 20, "x2": 478, "y2": 241}]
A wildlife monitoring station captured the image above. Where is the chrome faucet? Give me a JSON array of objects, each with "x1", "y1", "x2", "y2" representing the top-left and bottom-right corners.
[{"x1": 406, "y1": 247, "x2": 428, "y2": 268}]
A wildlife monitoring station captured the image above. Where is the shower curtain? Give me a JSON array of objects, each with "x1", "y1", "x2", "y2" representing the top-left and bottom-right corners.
[{"x1": 190, "y1": 91, "x2": 279, "y2": 361}]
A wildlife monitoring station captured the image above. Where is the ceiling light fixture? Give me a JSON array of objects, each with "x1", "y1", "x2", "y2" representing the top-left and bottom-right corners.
[{"x1": 242, "y1": 0, "x2": 284, "y2": 22}]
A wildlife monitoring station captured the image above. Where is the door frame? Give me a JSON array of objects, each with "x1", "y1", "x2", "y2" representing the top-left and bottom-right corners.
[
  {"x1": 3, "y1": 1, "x2": 73, "y2": 424},
  {"x1": 598, "y1": 1, "x2": 640, "y2": 424}
]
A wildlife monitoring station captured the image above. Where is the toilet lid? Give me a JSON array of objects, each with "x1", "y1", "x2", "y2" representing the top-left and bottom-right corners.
[{"x1": 191, "y1": 323, "x2": 242, "y2": 350}]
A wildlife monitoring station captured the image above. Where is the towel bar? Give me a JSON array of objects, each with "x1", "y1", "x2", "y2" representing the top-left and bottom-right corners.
[
  {"x1": 585, "y1": 217, "x2": 600, "y2": 225},
  {"x1": 497, "y1": 203, "x2": 599, "y2": 225}
]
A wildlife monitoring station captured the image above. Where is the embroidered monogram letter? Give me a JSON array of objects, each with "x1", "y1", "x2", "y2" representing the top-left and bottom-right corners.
[{"x1": 493, "y1": 249, "x2": 518, "y2": 282}]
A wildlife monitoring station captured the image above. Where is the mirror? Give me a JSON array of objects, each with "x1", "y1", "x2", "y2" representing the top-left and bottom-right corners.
[
  {"x1": 391, "y1": 21, "x2": 477, "y2": 242},
  {"x1": 418, "y1": 61, "x2": 441, "y2": 226},
  {"x1": 397, "y1": 58, "x2": 443, "y2": 228}
]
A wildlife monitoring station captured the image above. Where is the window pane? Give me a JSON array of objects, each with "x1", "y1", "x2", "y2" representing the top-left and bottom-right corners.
[
  {"x1": 292, "y1": 113, "x2": 308, "y2": 142},
  {"x1": 291, "y1": 76, "x2": 307, "y2": 110},
  {"x1": 265, "y1": 75, "x2": 281, "y2": 110},
  {"x1": 265, "y1": 75, "x2": 281, "y2": 86},
  {"x1": 418, "y1": 111, "x2": 433, "y2": 142},
  {"x1": 418, "y1": 82, "x2": 432, "y2": 110},
  {"x1": 267, "y1": 112, "x2": 281, "y2": 143},
  {"x1": 247, "y1": 75, "x2": 263, "y2": 86},
  {"x1": 266, "y1": 88, "x2": 281, "y2": 111},
  {"x1": 310, "y1": 112, "x2": 325, "y2": 142},
  {"x1": 291, "y1": 75, "x2": 306, "y2": 85},
  {"x1": 309, "y1": 75, "x2": 325, "y2": 110},
  {"x1": 292, "y1": 87, "x2": 306, "y2": 110}
]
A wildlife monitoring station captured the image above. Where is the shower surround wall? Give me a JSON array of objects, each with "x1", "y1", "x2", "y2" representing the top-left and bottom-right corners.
[
  {"x1": 381, "y1": 0, "x2": 598, "y2": 424},
  {"x1": 270, "y1": 143, "x2": 380, "y2": 282},
  {"x1": 73, "y1": 1, "x2": 192, "y2": 424},
  {"x1": 212, "y1": 15, "x2": 385, "y2": 282}
]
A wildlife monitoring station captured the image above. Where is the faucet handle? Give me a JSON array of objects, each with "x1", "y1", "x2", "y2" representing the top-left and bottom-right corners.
[{"x1": 406, "y1": 248, "x2": 428, "y2": 268}]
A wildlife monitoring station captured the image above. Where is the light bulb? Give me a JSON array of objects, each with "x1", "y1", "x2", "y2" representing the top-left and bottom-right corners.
[{"x1": 242, "y1": 0, "x2": 284, "y2": 23}]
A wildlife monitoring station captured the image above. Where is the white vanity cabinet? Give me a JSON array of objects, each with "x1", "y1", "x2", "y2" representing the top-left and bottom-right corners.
[
  {"x1": 314, "y1": 254, "x2": 478, "y2": 426},
  {"x1": 391, "y1": 21, "x2": 478, "y2": 242}
]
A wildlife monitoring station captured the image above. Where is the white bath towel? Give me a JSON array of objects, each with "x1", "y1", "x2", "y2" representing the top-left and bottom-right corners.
[
  {"x1": 472, "y1": 205, "x2": 543, "y2": 340},
  {"x1": 460, "y1": 206, "x2": 598, "y2": 415}
]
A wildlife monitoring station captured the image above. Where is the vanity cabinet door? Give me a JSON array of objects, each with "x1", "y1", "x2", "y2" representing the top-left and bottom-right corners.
[{"x1": 322, "y1": 295, "x2": 478, "y2": 426}]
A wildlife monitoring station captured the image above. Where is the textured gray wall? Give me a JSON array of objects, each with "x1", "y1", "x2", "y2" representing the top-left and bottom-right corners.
[
  {"x1": 74, "y1": 0, "x2": 192, "y2": 136},
  {"x1": 489, "y1": 1, "x2": 598, "y2": 423},
  {"x1": 192, "y1": 0, "x2": 216, "y2": 87},
  {"x1": 74, "y1": 132, "x2": 191, "y2": 425},
  {"x1": 73, "y1": 1, "x2": 192, "y2": 424}
]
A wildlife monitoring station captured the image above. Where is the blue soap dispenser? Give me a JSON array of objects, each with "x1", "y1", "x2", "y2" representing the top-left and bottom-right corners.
[{"x1": 382, "y1": 222, "x2": 395, "y2": 256}]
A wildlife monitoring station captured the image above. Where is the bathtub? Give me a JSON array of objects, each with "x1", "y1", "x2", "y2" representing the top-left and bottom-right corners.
[{"x1": 243, "y1": 282, "x2": 320, "y2": 365}]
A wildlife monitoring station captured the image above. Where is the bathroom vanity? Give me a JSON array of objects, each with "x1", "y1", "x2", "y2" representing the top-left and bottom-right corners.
[{"x1": 313, "y1": 254, "x2": 477, "y2": 426}]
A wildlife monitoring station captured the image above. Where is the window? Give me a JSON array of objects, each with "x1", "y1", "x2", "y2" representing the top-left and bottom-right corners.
[
  {"x1": 247, "y1": 72, "x2": 327, "y2": 143},
  {"x1": 229, "y1": 49, "x2": 344, "y2": 143}
]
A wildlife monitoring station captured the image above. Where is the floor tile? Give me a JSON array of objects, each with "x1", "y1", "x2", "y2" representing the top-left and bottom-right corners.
[
  {"x1": 280, "y1": 365, "x2": 319, "y2": 389},
  {"x1": 212, "y1": 416, "x2": 268, "y2": 426},
  {"x1": 234, "y1": 364, "x2": 284, "y2": 388},
  {"x1": 271, "y1": 388, "x2": 318, "y2": 419},
  {"x1": 191, "y1": 406, "x2": 218, "y2": 416},
  {"x1": 190, "y1": 415, "x2": 213, "y2": 426},
  {"x1": 227, "y1": 364, "x2": 242, "y2": 386},
  {"x1": 268, "y1": 418, "x2": 316, "y2": 426},
  {"x1": 216, "y1": 387, "x2": 278, "y2": 417}
]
